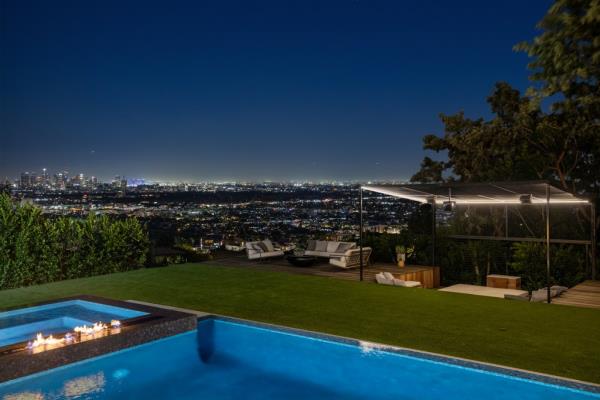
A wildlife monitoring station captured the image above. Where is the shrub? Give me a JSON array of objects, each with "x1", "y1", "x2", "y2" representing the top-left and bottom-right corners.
[
  {"x1": 510, "y1": 242, "x2": 586, "y2": 291},
  {"x1": 0, "y1": 194, "x2": 150, "y2": 290}
]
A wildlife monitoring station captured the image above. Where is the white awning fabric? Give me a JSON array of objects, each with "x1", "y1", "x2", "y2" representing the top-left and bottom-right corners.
[{"x1": 362, "y1": 181, "x2": 589, "y2": 205}]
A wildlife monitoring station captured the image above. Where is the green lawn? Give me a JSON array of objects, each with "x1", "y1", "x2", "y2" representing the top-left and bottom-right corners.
[{"x1": 1, "y1": 263, "x2": 599, "y2": 384}]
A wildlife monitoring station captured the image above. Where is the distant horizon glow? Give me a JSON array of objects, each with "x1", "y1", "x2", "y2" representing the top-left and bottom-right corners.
[{"x1": 0, "y1": 0, "x2": 552, "y2": 181}]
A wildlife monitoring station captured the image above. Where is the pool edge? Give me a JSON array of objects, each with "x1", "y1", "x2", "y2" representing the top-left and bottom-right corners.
[
  {"x1": 199, "y1": 313, "x2": 600, "y2": 395},
  {"x1": 118, "y1": 300, "x2": 600, "y2": 393}
]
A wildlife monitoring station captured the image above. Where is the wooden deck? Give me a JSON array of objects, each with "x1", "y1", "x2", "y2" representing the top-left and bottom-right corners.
[
  {"x1": 208, "y1": 252, "x2": 600, "y2": 308},
  {"x1": 439, "y1": 284, "x2": 528, "y2": 299},
  {"x1": 552, "y1": 280, "x2": 600, "y2": 309},
  {"x1": 210, "y1": 252, "x2": 438, "y2": 286}
]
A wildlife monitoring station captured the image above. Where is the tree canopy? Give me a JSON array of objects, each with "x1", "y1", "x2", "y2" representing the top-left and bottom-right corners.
[{"x1": 412, "y1": 0, "x2": 599, "y2": 198}]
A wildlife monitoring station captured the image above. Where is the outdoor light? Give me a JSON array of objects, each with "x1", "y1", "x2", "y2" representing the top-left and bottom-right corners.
[
  {"x1": 442, "y1": 201, "x2": 456, "y2": 212},
  {"x1": 519, "y1": 194, "x2": 532, "y2": 204}
]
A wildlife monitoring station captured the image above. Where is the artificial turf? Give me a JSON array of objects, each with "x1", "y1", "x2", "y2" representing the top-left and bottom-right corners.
[{"x1": 1, "y1": 263, "x2": 599, "y2": 384}]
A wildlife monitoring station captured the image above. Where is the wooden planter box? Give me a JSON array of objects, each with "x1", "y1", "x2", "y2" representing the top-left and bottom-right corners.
[
  {"x1": 394, "y1": 266, "x2": 440, "y2": 289},
  {"x1": 486, "y1": 274, "x2": 521, "y2": 290}
]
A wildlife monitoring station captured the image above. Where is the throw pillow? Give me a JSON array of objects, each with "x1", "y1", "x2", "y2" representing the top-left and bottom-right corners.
[
  {"x1": 262, "y1": 239, "x2": 275, "y2": 252},
  {"x1": 315, "y1": 241, "x2": 328, "y2": 252},
  {"x1": 336, "y1": 242, "x2": 354, "y2": 253},
  {"x1": 306, "y1": 240, "x2": 316, "y2": 251},
  {"x1": 326, "y1": 241, "x2": 339, "y2": 253},
  {"x1": 250, "y1": 243, "x2": 261, "y2": 252},
  {"x1": 256, "y1": 242, "x2": 269, "y2": 252}
]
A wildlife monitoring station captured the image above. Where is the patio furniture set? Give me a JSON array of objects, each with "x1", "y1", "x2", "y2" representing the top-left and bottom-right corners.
[{"x1": 245, "y1": 239, "x2": 372, "y2": 270}]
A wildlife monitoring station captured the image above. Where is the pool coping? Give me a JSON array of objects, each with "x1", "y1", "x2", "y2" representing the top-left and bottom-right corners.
[
  {"x1": 199, "y1": 314, "x2": 600, "y2": 395},
  {"x1": 0, "y1": 295, "x2": 197, "y2": 383}
]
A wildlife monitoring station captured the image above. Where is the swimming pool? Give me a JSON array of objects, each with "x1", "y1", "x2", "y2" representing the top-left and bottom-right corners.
[
  {"x1": 0, "y1": 300, "x2": 147, "y2": 348},
  {"x1": 0, "y1": 316, "x2": 598, "y2": 399}
]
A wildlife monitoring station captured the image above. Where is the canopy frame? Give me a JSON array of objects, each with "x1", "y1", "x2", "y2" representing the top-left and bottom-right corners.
[{"x1": 358, "y1": 181, "x2": 595, "y2": 303}]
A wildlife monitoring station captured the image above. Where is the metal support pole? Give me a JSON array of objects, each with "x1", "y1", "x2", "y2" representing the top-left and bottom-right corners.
[
  {"x1": 505, "y1": 204, "x2": 509, "y2": 274},
  {"x1": 432, "y1": 196, "x2": 436, "y2": 266},
  {"x1": 546, "y1": 184, "x2": 551, "y2": 304},
  {"x1": 592, "y1": 202, "x2": 597, "y2": 280},
  {"x1": 359, "y1": 187, "x2": 364, "y2": 282}
]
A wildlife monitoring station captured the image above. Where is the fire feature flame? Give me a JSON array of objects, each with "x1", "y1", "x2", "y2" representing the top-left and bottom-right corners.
[
  {"x1": 74, "y1": 322, "x2": 108, "y2": 335},
  {"x1": 27, "y1": 333, "x2": 66, "y2": 350},
  {"x1": 26, "y1": 319, "x2": 122, "y2": 353}
]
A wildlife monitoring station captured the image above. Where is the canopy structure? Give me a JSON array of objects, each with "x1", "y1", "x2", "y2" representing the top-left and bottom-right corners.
[
  {"x1": 357, "y1": 181, "x2": 596, "y2": 303},
  {"x1": 362, "y1": 181, "x2": 589, "y2": 205}
]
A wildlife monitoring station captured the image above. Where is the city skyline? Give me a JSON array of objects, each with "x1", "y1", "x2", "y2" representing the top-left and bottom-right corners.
[
  {"x1": 7, "y1": 166, "x2": 407, "y2": 186},
  {"x1": 1, "y1": 1, "x2": 551, "y2": 181}
]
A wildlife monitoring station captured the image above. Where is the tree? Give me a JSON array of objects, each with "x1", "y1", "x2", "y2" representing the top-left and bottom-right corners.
[
  {"x1": 515, "y1": 0, "x2": 600, "y2": 118},
  {"x1": 410, "y1": 82, "x2": 546, "y2": 184},
  {"x1": 413, "y1": 0, "x2": 599, "y2": 195},
  {"x1": 515, "y1": 0, "x2": 600, "y2": 197},
  {"x1": 411, "y1": 0, "x2": 599, "y2": 280}
]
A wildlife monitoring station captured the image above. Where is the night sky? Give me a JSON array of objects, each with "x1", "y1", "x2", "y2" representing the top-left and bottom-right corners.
[{"x1": 1, "y1": 0, "x2": 551, "y2": 182}]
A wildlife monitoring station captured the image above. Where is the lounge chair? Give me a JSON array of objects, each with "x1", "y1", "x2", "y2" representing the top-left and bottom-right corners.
[
  {"x1": 329, "y1": 247, "x2": 372, "y2": 269},
  {"x1": 375, "y1": 272, "x2": 422, "y2": 288},
  {"x1": 245, "y1": 239, "x2": 285, "y2": 260},
  {"x1": 376, "y1": 272, "x2": 394, "y2": 285}
]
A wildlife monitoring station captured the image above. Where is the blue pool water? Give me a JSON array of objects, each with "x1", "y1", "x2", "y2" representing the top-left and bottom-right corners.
[
  {"x1": 0, "y1": 317, "x2": 598, "y2": 399},
  {"x1": 0, "y1": 300, "x2": 147, "y2": 347}
]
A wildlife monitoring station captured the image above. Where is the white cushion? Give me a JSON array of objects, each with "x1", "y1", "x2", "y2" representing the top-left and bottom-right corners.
[
  {"x1": 315, "y1": 241, "x2": 328, "y2": 252},
  {"x1": 304, "y1": 250, "x2": 328, "y2": 257},
  {"x1": 327, "y1": 241, "x2": 340, "y2": 253},
  {"x1": 394, "y1": 280, "x2": 421, "y2": 288},
  {"x1": 383, "y1": 272, "x2": 395, "y2": 281},
  {"x1": 262, "y1": 239, "x2": 275, "y2": 252},
  {"x1": 251, "y1": 243, "x2": 261, "y2": 252},
  {"x1": 376, "y1": 273, "x2": 394, "y2": 285}
]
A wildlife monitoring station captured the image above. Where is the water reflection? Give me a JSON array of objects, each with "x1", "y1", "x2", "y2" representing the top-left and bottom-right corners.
[
  {"x1": 2, "y1": 392, "x2": 44, "y2": 400},
  {"x1": 62, "y1": 372, "x2": 105, "y2": 398}
]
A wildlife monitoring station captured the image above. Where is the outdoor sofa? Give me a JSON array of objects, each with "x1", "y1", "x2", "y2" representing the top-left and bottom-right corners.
[
  {"x1": 245, "y1": 239, "x2": 285, "y2": 260},
  {"x1": 304, "y1": 240, "x2": 356, "y2": 258},
  {"x1": 329, "y1": 247, "x2": 372, "y2": 269}
]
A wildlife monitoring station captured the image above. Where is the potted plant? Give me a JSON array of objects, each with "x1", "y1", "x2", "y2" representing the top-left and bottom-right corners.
[{"x1": 395, "y1": 244, "x2": 414, "y2": 268}]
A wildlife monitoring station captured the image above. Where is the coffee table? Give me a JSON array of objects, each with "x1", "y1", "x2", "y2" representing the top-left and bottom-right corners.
[{"x1": 286, "y1": 255, "x2": 318, "y2": 267}]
